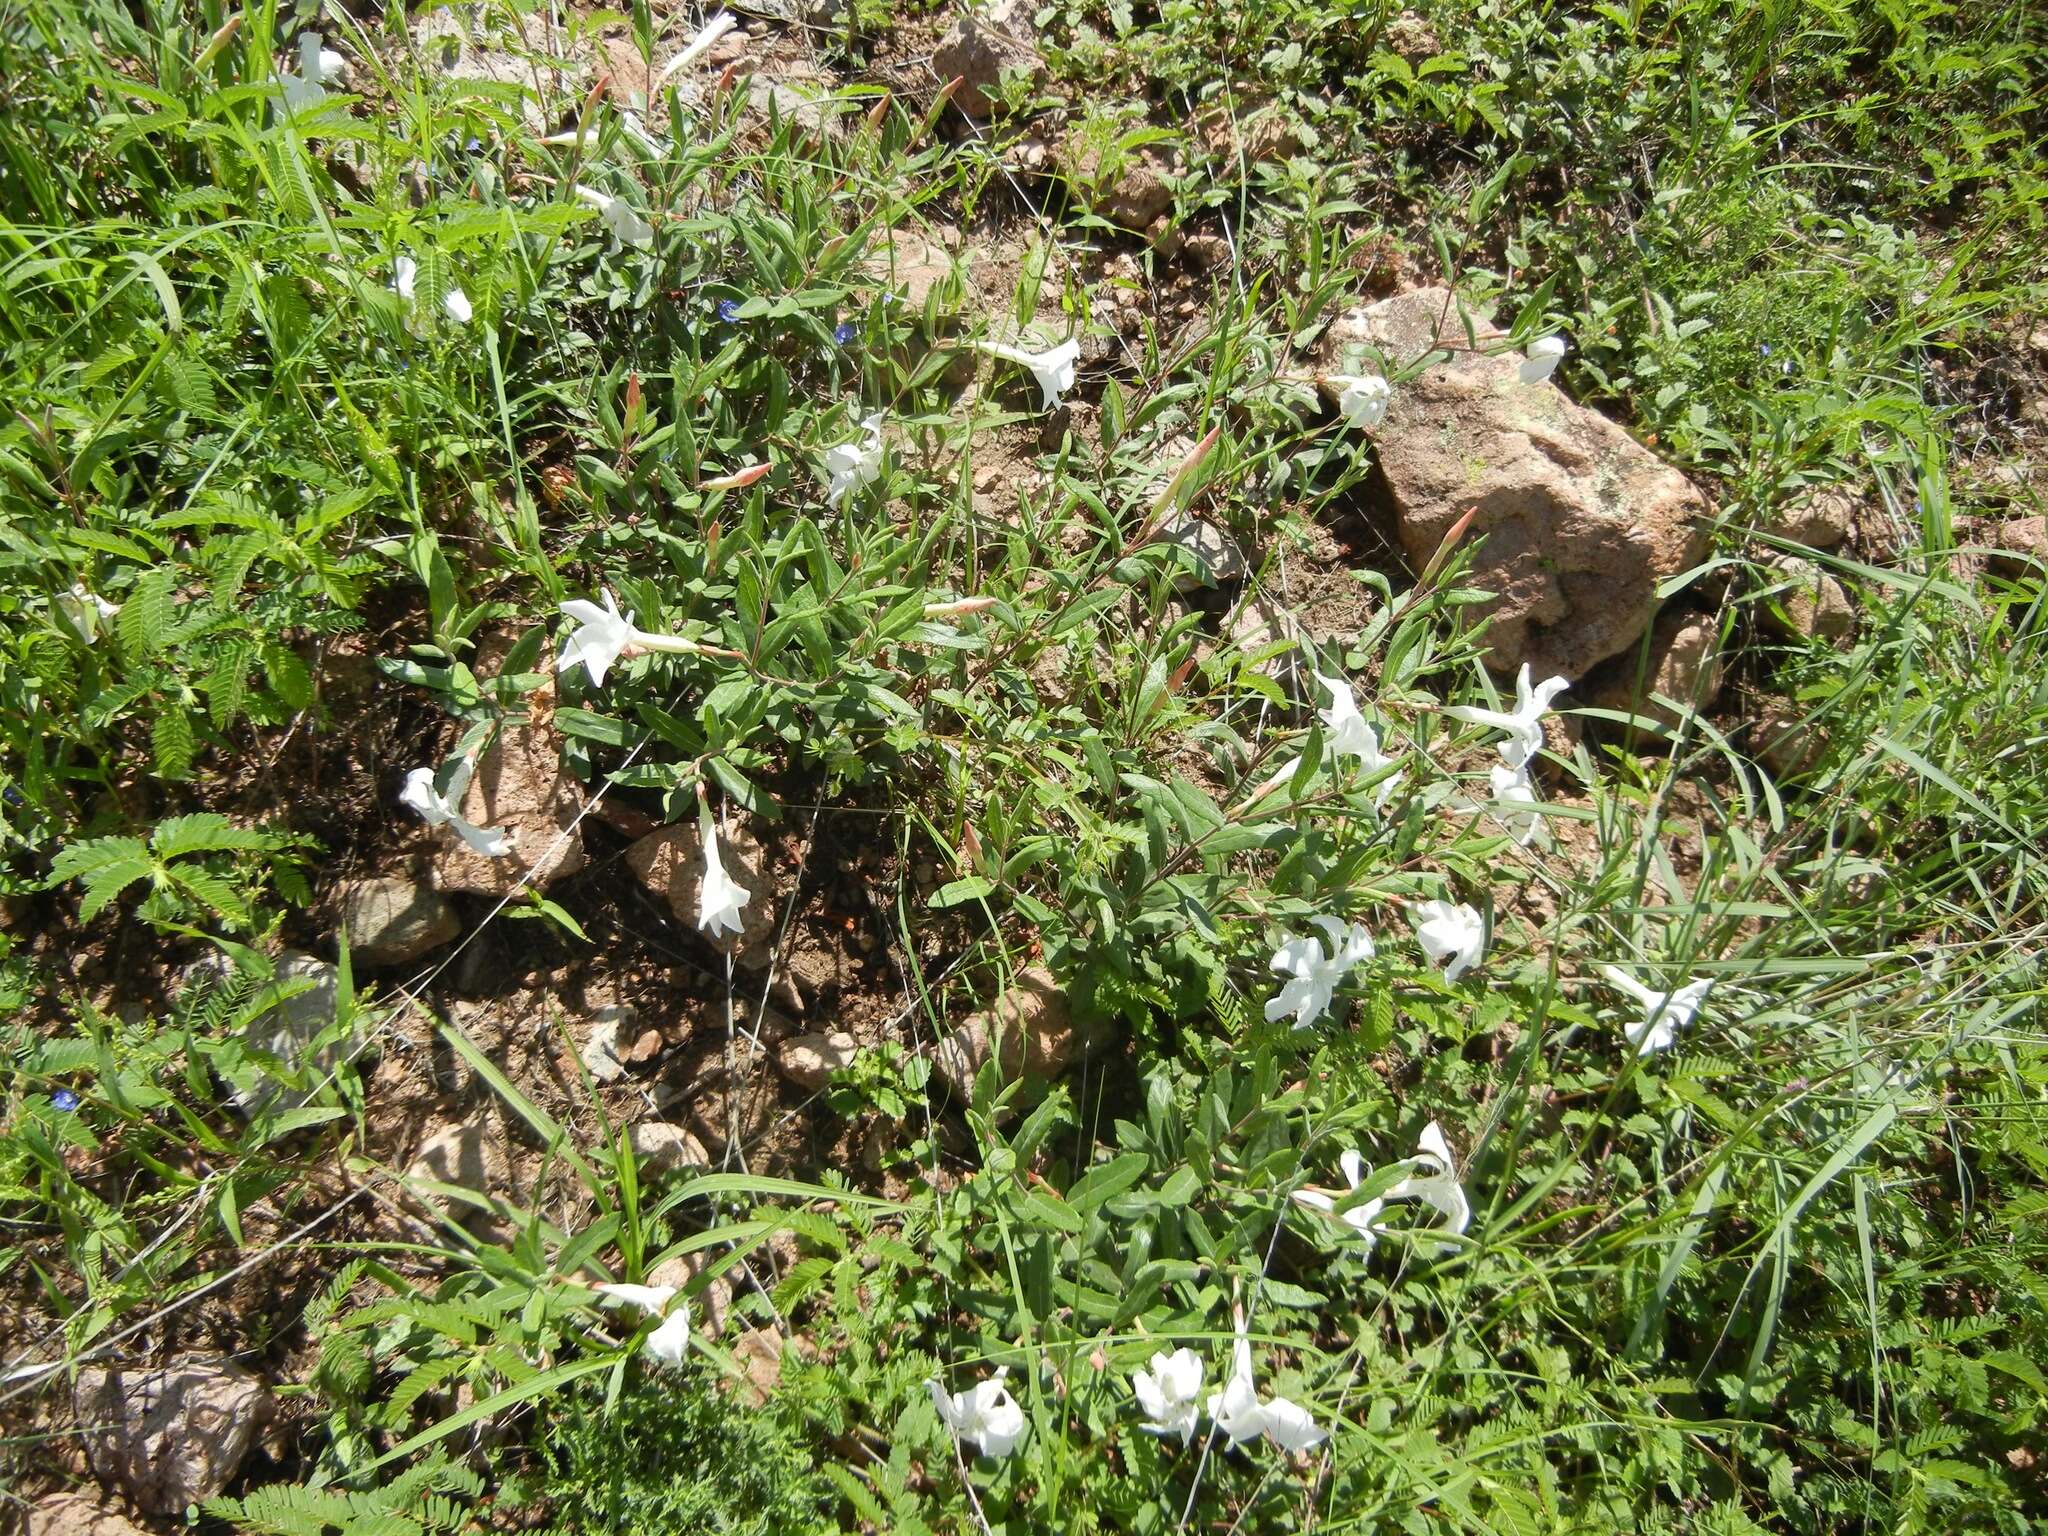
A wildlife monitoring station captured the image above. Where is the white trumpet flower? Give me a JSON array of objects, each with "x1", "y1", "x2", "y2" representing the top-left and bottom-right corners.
[
  {"x1": 400, "y1": 760, "x2": 512, "y2": 858},
  {"x1": 1330, "y1": 373, "x2": 1391, "y2": 429},
  {"x1": 1600, "y1": 966, "x2": 1713, "y2": 1057},
  {"x1": 1133, "y1": 1348, "x2": 1204, "y2": 1443},
  {"x1": 1206, "y1": 1317, "x2": 1325, "y2": 1453},
  {"x1": 655, "y1": 12, "x2": 739, "y2": 90},
  {"x1": 1411, "y1": 899, "x2": 1484, "y2": 984},
  {"x1": 574, "y1": 185, "x2": 656, "y2": 251},
  {"x1": 555, "y1": 589, "x2": 735, "y2": 689},
  {"x1": 392, "y1": 256, "x2": 472, "y2": 324},
  {"x1": 592, "y1": 1282, "x2": 691, "y2": 1367},
  {"x1": 1488, "y1": 760, "x2": 1543, "y2": 846},
  {"x1": 1443, "y1": 663, "x2": 1570, "y2": 770},
  {"x1": 1265, "y1": 917, "x2": 1376, "y2": 1031},
  {"x1": 1314, "y1": 671, "x2": 1404, "y2": 808},
  {"x1": 1382, "y1": 1121, "x2": 1470, "y2": 1257},
  {"x1": 974, "y1": 337, "x2": 1080, "y2": 411},
  {"x1": 1290, "y1": 1148, "x2": 1386, "y2": 1246},
  {"x1": 55, "y1": 584, "x2": 119, "y2": 643},
  {"x1": 278, "y1": 33, "x2": 348, "y2": 112},
  {"x1": 557, "y1": 588, "x2": 639, "y2": 688},
  {"x1": 930, "y1": 1368, "x2": 1027, "y2": 1459},
  {"x1": 697, "y1": 823, "x2": 751, "y2": 938},
  {"x1": 825, "y1": 412, "x2": 884, "y2": 504},
  {"x1": 1518, "y1": 334, "x2": 1567, "y2": 384},
  {"x1": 1295, "y1": 1126, "x2": 1471, "y2": 1257}
]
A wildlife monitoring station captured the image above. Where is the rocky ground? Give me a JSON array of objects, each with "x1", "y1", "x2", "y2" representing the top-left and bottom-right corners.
[{"x1": 10, "y1": 3, "x2": 2047, "y2": 1531}]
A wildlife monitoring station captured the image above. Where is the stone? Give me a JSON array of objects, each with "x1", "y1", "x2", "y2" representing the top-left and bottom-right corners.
[
  {"x1": 1063, "y1": 135, "x2": 1180, "y2": 230},
  {"x1": 1591, "y1": 610, "x2": 1723, "y2": 729},
  {"x1": 427, "y1": 684, "x2": 588, "y2": 895},
  {"x1": 1150, "y1": 508, "x2": 1246, "y2": 592},
  {"x1": 628, "y1": 1120, "x2": 709, "y2": 1173},
  {"x1": 404, "y1": 1119, "x2": 518, "y2": 1234},
  {"x1": 1748, "y1": 700, "x2": 1825, "y2": 779},
  {"x1": 1385, "y1": 9, "x2": 1442, "y2": 59},
  {"x1": 1762, "y1": 557, "x2": 1855, "y2": 645},
  {"x1": 865, "y1": 229, "x2": 960, "y2": 315},
  {"x1": 625, "y1": 821, "x2": 777, "y2": 970},
  {"x1": 1227, "y1": 597, "x2": 1305, "y2": 686},
  {"x1": 74, "y1": 1360, "x2": 271, "y2": 1515},
  {"x1": 414, "y1": 8, "x2": 587, "y2": 133},
  {"x1": 1767, "y1": 486, "x2": 1855, "y2": 550},
  {"x1": 229, "y1": 952, "x2": 363, "y2": 1114},
  {"x1": 1320, "y1": 286, "x2": 1709, "y2": 679},
  {"x1": 1991, "y1": 514, "x2": 2048, "y2": 565},
  {"x1": 933, "y1": 967, "x2": 1113, "y2": 1101},
  {"x1": 729, "y1": 1326, "x2": 787, "y2": 1406},
  {"x1": 579, "y1": 1008, "x2": 629, "y2": 1083},
  {"x1": 931, "y1": 0, "x2": 1045, "y2": 121},
  {"x1": 332, "y1": 876, "x2": 458, "y2": 967},
  {"x1": 775, "y1": 1030, "x2": 859, "y2": 1092},
  {"x1": 26, "y1": 1495, "x2": 151, "y2": 1536},
  {"x1": 648, "y1": 1247, "x2": 730, "y2": 1336},
  {"x1": 748, "y1": 77, "x2": 845, "y2": 141}
]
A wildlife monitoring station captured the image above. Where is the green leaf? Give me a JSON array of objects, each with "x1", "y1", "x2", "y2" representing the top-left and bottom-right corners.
[{"x1": 153, "y1": 813, "x2": 272, "y2": 859}]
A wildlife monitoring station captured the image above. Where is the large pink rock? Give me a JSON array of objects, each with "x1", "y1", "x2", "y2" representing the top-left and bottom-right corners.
[
  {"x1": 1324, "y1": 287, "x2": 1709, "y2": 679},
  {"x1": 427, "y1": 683, "x2": 588, "y2": 895}
]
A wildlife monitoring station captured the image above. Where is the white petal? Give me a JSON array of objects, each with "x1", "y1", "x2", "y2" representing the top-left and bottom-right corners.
[
  {"x1": 592, "y1": 1282, "x2": 678, "y2": 1317},
  {"x1": 399, "y1": 767, "x2": 450, "y2": 826},
  {"x1": 1260, "y1": 1394, "x2": 1326, "y2": 1452},
  {"x1": 642, "y1": 1305, "x2": 692, "y2": 1366},
  {"x1": 443, "y1": 286, "x2": 473, "y2": 324}
]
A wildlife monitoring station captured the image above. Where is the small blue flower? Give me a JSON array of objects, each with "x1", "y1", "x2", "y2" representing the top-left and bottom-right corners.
[
  {"x1": 51, "y1": 1089, "x2": 79, "y2": 1112},
  {"x1": 833, "y1": 322, "x2": 857, "y2": 346},
  {"x1": 1759, "y1": 343, "x2": 1772, "y2": 357},
  {"x1": 465, "y1": 136, "x2": 483, "y2": 154},
  {"x1": 2, "y1": 785, "x2": 21, "y2": 807},
  {"x1": 717, "y1": 298, "x2": 743, "y2": 322}
]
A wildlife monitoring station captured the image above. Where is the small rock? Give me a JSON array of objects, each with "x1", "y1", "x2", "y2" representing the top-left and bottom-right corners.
[
  {"x1": 1182, "y1": 231, "x2": 1231, "y2": 271},
  {"x1": 405, "y1": 1119, "x2": 518, "y2": 1234},
  {"x1": 428, "y1": 684, "x2": 588, "y2": 895},
  {"x1": 1762, "y1": 557, "x2": 1855, "y2": 645},
  {"x1": 625, "y1": 821, "x2": 777, "y2": 970},
  {"x1": 229, "y1": 952, "x2": 364, "y2": 1114},
  {"x1": 648, "y1": 1248, "x2": 730, "y2": 1337},
  {"x1": 579, "y1": 1010, "x2": 628, "y2": 1083},
  {"x1": 26, "y1": 1495, "x2": 151, "y2": 1536},
  {"x1": 628, "y1": 1121, "x2": 709, "y2": 1173},
  {"x1": 748, "y1": 76, "x2": 845, "y2": 141},
  {"x1": 1385, "y1": 9, "x2": 1441, "y2": 59},
  {"x1": 775, "y1": 1030, "x2": 859, "y2": 1092},
  {"x1": 729, "y1": 1326, "x2": 787, "y2": 1405},
  {"x1": 1767, "y1": 486, "x2": 1856, "y2": 550},
  {"x1": 332, "y1": 876, "x2": 459, "y2": 967},
  {"x1": 866, "y1": 230, "x2": 960, "y2": 315},
  {"x1": 1150, "y1": 508, "x2": 1246, "y2": 592},
  {"x1": 933, "y1": 966, "x2": 1113, "y2": 1101},
  {"x1": 1228, "y1": 597, "x2": 1305, "y2": 686},
  {"x1": 931, "y1": 0, "x2": 1045, "y2": 120},
  {"x1": 1991, "y1": 514, "x2": 2048, "y2": 565},
  {"x1": 1062, "y1": 134, "x2": 1180, "y2": 230},
  {"x1": 1591, "y1": 610, "x2": 1723, "y2": 729},
  {"x1": 623, "y1": 1027, "x2": 664, "y2": 1065},
  {"x1": 1748, "y1": 700, "x2": 1825, "y2": 778},
  {"x1": 414, "y1": 8, "x2": 586, "y2": 134},
  {"x1": 74, "y1": 1361, "x2": 272, "y2": 1515}
]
